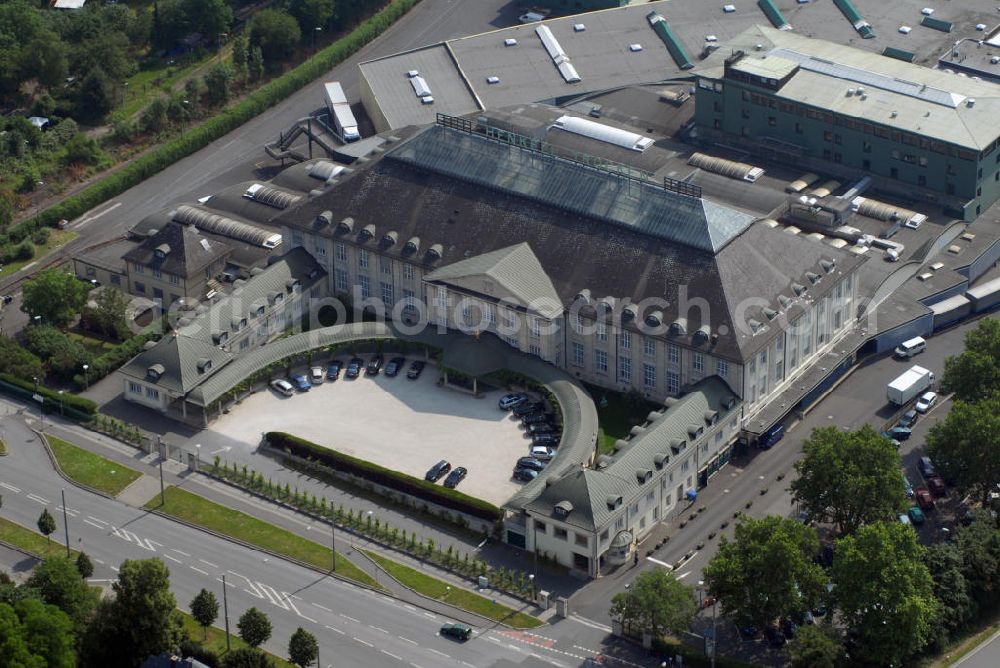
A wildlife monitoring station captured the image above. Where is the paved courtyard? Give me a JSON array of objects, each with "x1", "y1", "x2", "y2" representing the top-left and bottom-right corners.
[{"x1": 207, "y1": 356, "x2": 533, "y2": 506}]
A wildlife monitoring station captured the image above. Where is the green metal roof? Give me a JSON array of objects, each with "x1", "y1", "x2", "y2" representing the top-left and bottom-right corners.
[
  {"x1": 882, "y1": 47, "x2": 916, "y2": 63},
  {"x1": 757, "y1": 0, "x2": 789, "y2": 30},
  {"x1": 921, "y1": 15, "x2": 953, "y2": 32},
  {"x1": 647, "y1": 12, "x2": 693, "y2": 70}
]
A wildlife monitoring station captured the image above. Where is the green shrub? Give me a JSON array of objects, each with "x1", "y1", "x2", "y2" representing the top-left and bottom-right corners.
[
  {"x1": 267, "y1": 432, "x2": 502, "y2": 522},
  {"x1": 0, "y1": 373, "x2": 97, "y2": 415}
]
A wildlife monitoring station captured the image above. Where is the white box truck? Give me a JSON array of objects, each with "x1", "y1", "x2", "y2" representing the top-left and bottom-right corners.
[
  {"x1": 323, "y1": 81, "x2": 360, "y2": 142},
  {"x1": 887, "y1": 365, "x2": 935, "y2": 405}
]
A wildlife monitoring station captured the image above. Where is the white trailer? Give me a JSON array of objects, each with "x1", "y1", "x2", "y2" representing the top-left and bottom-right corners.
[
  {"x1": 323, "y1": 81, "x2": 360, "y2": 142},
  {"x1": 887, "y1": 365, "x2": 935, "y2": 405}
]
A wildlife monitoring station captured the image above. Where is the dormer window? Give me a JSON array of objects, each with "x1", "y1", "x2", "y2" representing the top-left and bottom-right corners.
[
  {"x1": 255, "y1": 305, "x2": 266, "y2": 317},
  {"x1": 606, "y1": 495, "x2": 623, "y2": 510},
  {"x1": 553, "y1": 501, "x2": 574, "y2": 519},
  {"x1": 636, "y1": 469, "x2": 653, "y2": 484},
  {"x1": 654, "y1": 452, "x2": 670, "y2": 469},
  {"x1": 196, "y1": 358, "x2": 212, "y2": 373}
]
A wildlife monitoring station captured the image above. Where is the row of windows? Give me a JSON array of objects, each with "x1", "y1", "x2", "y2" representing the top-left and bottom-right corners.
[
  {"x1": 333, "y1": 243, "x2": 415, "y2": 280},
  {"x1": 128, "y1": 381, "x2": 159, "y2": 401},
  {"x1": 132, "y1": 263, "x2": 182, "y2": 285}
]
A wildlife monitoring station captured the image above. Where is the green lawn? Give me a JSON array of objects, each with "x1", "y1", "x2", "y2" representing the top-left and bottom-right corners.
[
  {"x1": 46, "y1": 434, "x2": 142, "y2": 497},
  {"x1": 0, "y1": 516, "x2": 80, "y2": 560},
  {"x1": 0, "y1": 230, "x2": 78, "y2": 280},
  {"x1": 362, "y1": 550, "x2": 542, "y2": 629},
  {"x1": 178, "y1": 610, "x2": 294, "y2": 668},
  {"x1": 586, "y1": 384, "x2": 661, "y2": 456},
  {"x1": 146, "y1": 486, "x2": 379, "y2": 589},
  {"x1": 66, "y1": 331, "x2": 121, "y2": 357}
]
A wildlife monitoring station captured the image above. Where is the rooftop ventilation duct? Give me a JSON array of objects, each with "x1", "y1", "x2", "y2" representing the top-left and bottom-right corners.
[
  {"x1": 242, "y1": 183, "x2": 302, "y2": 209},
  {"x1": 763, "y1": 307, "x2": 779, "y2": 320},
  {"x1": 535, "y1": 25, "x2": 581, "y2": 83},
  {"x1": 688, "y1": 152, "x2": 765, "y2": 182},
  {"x1": 778, "y1": 294, "x2": 792, "y2": 308},
  {"x1": 308, "y1": 161, "x2": 346, "y2": 181},
  {"x1": 552, "y1": 116, "x2": 653, "y2": 152},
  {"x1": 172, "y1": 205, "x2": 282, "y2": 249}
]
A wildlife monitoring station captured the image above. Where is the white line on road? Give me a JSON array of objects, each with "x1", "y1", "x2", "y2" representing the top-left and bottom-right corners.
[
  {"x1": 340, "y1": 614, "x2": 359, "y2": 623},
  {"x1": 74, "y1": 202, "x2": 121, "y2": 229},
  {"x1": 404, "y1": 604, "x2": 416, "y2": 611},
  {"x1": 209, "y1": 446, "x2": 231, "y2": 455},
  {"x1": 0, "y1": 482, "x2": 21, "y2": 493},
  {"x1": 110, "y1": 566, "x2": 119, "y2": 572},
  {"x1": 370, "y1": 626, "x2": 388, "y2": 634},
  {"x1": 409, "y1": 663, "x2": 424, "y2": 668},
  {"x1": 215, "y1": 578, "x2": 237, "y2": 588},
  {"x1": 313, "y1": 603, "x2": 332, "y2": 612},
  {"x1": 353, "y1": 638, "x2": 373, "y2": 648},
  {"x1": 676, "y1": 570, "x2": 691, "y2": 580},
  {"x1": 569, "y1": 614, "x2": 613, "y2": 633},
  {"x1": 189, "y1": 566, "x2": 209, "y2": 576},
  {"x1": 427, "y1": 648, "x2": 449, "y2": 658},
  {"x1": 324, "y1": 625, "x2": 345, "y2": 635},
  {"x1": 162, "y1": 554, "x2": 182, "y2": 564},
  {"x1": 199, "y1": 559, "x2": 218, "y2": 569},
  {"x1": 423, "y1": 612, "x2": 436, "y2": 619},
  {"x1": 95, "y1": 559, "x2": 104, "y2": 565},
  {"x1": 382, "y1": 650, "x2": 403, "y2": 661},
  {"x1": 398, "y1": 636, "x2": 417, "y2": 645},
  {"x1": 646, "y1": 556, "x2": 674, "y2": 570},
  {"x1": 461, "y1": 662, "x2": 476, "y2": 668},
  {"x1": 26, "y1": 493, "x2": 49, "y2": 504},
  {"x1": 83, "y1": 519, "x2": 106, "y2": 529},
  {"x1": 173, "y1": 549, "x2": 192, "y2": 557},
  {"x1": 87, "y1": 516, "x2": 108, "y2": 526}
]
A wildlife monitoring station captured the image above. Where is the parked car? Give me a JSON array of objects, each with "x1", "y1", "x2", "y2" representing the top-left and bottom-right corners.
[
  {"x1": 898, "y1": 513, "x2": 911, "y2": 526},
  {"x1": 366, "y1": 355, "x2": 383, "y2": 375},
  {"x1": 406, "y1": 360, "x2": 425, "y2": 380},
  {"x1": 513, "y1": 402, "x2": 543, "y2": 417},
  {"x1": 915, "y1": 488, "x2": 935, "y2": 510},
  {"x1": 443, "y1": 467, "x2": 468, "y2": 489},
  {"x1": 759, "y1": 424, "x2": 785, "y2": 449},
  {"x1": 521, "y1": 412, "x2": 550, "y2": 425},
  {"x1": 0, "y1": 294, "x2": 12, "y2": 306},
  {"x1": 918, "y1": 456, "x2": 936, "y2": 478},
  {"x1": 528, "y1": 423, "x2": 558, "y2": 435},
  {"x1": 516, "y1": 457, "x2": 546, "y2": 472},
  {"x1": 345, "y1": 357, "x2": 364, "y2": 379},
  {"x1": 898, "y1": 409, "x2": 918, "y2": 428},
  {"x1": 384, "y1": 356, "x2": 406, "y2": 377},
  {"x1": 270, "y1": 379, "x2": 294, "y2": 397},
  {"x1": 310, "y1": 366, "x2": 324, "y2": 384},
  {"x1": 326, "y1": 360, "x2": 342, "y2": 380},
  {"x1": 439, "y1": 622, "x2": 472, "y2": 641},
  {"x1": 882, "y1": 426, "x2": 912, "y2": 441},
  {"x1": 902, "y1": 473, "x2": 914, "y2": 498},
  {"x1": 530, "y1": 445, "x2": 556, "y2": 461},
  {"x1": 908, "y1": 506, "x2": 926, "y2": 524},
  {"x1": 291, "y1": 374, "x2": 311, "y2": 392},
  {"x1": 915, "y1": 391, "x2": 938, "y2": 414},
  {"x1": 425, "y1": 460, "x2": 451, "y2": 482},
  {"x1": 927, "y1": 475, "x2": 947, "y2": 497},
  {"x1": 499, "y1": 393, "x2": 528, "y2": 410},
  {"x1": 513, "y1": 467, "x2": 539, "y2": 482},
  {"x1": 531, "y1": 432, "x2": 560, "y2": 446}
]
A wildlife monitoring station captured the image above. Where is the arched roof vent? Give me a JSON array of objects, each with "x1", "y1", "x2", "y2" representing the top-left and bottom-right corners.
[
  {"x1": 596, "y1": 455, "x2": 612, "y2": 469},
  {"x1": 653, "y1": 452, "x2": 670, "y2": 468},
  {"x1": 645, "y1": 310, "x2": 663, "y2": 328},
  {"x1": 630, "y1": 425, "x2": 646, "y2": 437},
  {"x1": 646, "y1": 410, "x2": 663, "y2": 423},
  {"x1": 763, "y1": 307, "x2": 779, "y2": 321},
  {"x1": 598, "y1": 296, "x2": 616, "y2": 313},
  {"x1": 382, "y1": 231, "x2": 398, "y2": 246},
  {"x1": 575, "y1": 288, "x2": 591, "y2": 303},
  {"x1": 404, "y1": 237, "x2": 420, "y2": 253},
  {"x1": 147, "y1": 364, "x2": 165, "y2": 380},
  {"x1": 613, "y1": 439, "x2": 630, "y2": 452},
  {"x1": 748, "y1": 318, "x2": 765, "y2": 334},
  {"x1": 337, "y1": 217, "x2": 354, "y2": 234},
  {"x1": 806, "y1": 271, "x2": 822, "y2": 285},
  {"x1": 693, "y1": 325, "x2": 710, "y2": 345}
]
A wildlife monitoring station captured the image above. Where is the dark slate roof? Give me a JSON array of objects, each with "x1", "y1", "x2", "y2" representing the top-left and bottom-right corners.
[
  {"x1": 277, "y1": 126, "x2": 864, "y2": 362},
  {"x1": 524, "y1": 376, "x2": 740, "y2": 531},
  {"x1": 123, "y1": 222, "x2": 230, "y2": 278}
]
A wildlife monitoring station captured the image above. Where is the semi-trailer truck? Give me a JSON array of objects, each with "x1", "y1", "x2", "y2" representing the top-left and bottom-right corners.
[
  {"x1": 887, "y1": 365, "x2": 935, "y2": 406},
  {"x1": 323, "y1": 81, "x2": 360, "y2": 142}
]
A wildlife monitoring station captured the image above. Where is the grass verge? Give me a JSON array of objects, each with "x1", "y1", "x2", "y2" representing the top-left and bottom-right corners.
[
  {"x1": 45, "y1": 434, "x2": 142, "y2": 497},
  {"x1": 0, "y1": 229, "x2": 77, "y2": 280},
  {"x1": 0, "y1": 438, "x2": 6, "y2": 455},
  {"x1": 178, "y1": 610, "x2": 294, "y2": 668},
  {"x1": 361, "y1": 549, "x2": 542, "y2": 629},
  {"x1": 146, "y1": 486, "x2": 378, "y2": 589},
  {"x1": 0, "y1": 516, "x2": 80, "y2": 560}
]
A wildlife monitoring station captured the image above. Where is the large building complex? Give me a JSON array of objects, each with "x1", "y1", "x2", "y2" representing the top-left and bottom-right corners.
[{"x1": 694, "y1": 26, "x2": 1000, "y2": 221}]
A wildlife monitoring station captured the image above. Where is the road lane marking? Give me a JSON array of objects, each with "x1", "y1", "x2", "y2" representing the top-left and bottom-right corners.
[
  {"x1": 216, "y1": 578, "x2": 236, "y2": 588},
  {"x1": 74, "y1": 202, "x2": 121, "y2": 228},
  {"x1": 162, "y1": 554, "x2": 182, "y2": 564},
  {"x1": 461, "y1": 662, "x2": 477, "y2": 668},
  {"x1": 646, "y1": 556, "x2": 673, "y2": 570},
  {"x1": 381, "y1": 650, "x2": 402, "y2": 661},
  {"x1": 27, "y1": 493, "x2": 49, "y2": 504},
  {"x1": 370, "y1": 625, "x2": 388, "y2": 634},
  {"x1": 283, "y1": 593, "x2": 315, "y2": 622},
  {"x1": 95, "y1": 559, "x2": 105, "y2": 565},
  {"x1": 189, "y1": 566, "x2": 209, "y2": 576},
  {"x1": 404, "y1": 604, "x2": 416, "y2": 611},
  {"x1": 568, "y1": 614, "x2": 613, "y2": 633},
  {"x1": 340, "y1": 614, "x2": 359, "y2": 623},
  {"x1": 258, "y1": 583, "x2": 288, "y2": 610},
  {"x1": 173, "y1": 549, "x2": 192, "y2": 557},
  {"x1": 353, "y1": 637, "x2": 373, "y2": 647},
  {"x1": 423, "y1": 612, "x2": 436, "y2": 619},
  {"x1": 324, "y1": 625, "x2": 344, "y2": 635},
  {"x1": 110, "y1": 566, "x2": 119, "y2": 572},
  {"x1": 0, "y1": 483, "x2": 21, "y2": 493},
  {"x1": 199, "y1": 559, "x2": 218, "y2": 569},
  {"x1": 409, "y1": 664, "x2": 424, "y2": 668},
  {"x1": 398, "y1": 636, "x2": 417, "y2": 645},
  {"x1": 427, "y1": 648, "x2": 449, "y2": 658},
  {"x1": 87, "y1": 516, "x2": 108, "y2": 526},
  {"x1": 313, "y1": 603, "x2": 332, "y2": 612},
  {"x1": 84, "y1": 519, "x2": 106, "y2": 529}
]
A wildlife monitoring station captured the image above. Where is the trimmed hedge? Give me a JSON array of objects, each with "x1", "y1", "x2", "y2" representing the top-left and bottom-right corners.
[
  {"x1": 267, "y1": 431, "x2": 503, "y2": 522},
  {"x1": 8, "y1": 0, "x2": 421, "y2": 242},
  {"x1": 0, "y1": 373, "x2": 97, "y2": 416}
]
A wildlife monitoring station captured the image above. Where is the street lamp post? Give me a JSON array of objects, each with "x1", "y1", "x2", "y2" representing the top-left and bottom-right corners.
[
  {"x1": 61, "y1": 489, "x2": 71, "y2": 558},
  {"x1": 194, "y1": 443, "x2": 201, "y2": 470},
  {"x1": 33, "y1": 315, "x2": 41, "y2": 326},
  {"x1": 528, "y1": 573, "x2": 535, "y2": 601},
  {"x1": 623, "y1": 583, "x2": 632, "y2": 637},
  {"x1": 312, "y1": 26, "x2": 322, "y2": 53},
  {"x1": 121, "y1": 81, "x2": 128, "y2": 110},
  {"x1": 331, "y1": 525, "x2": 337, "y2": 572},
  {"x1": 218, "y1": 33, "x2": 228, "y2": 61},
  {"x1": 221, "y1": 575, "x2": 231, "y2": 652},
  {"x1": 82, "y1": 364, "x2": 89, "y2": 390},
  {"x1": 57, "y1": 390, "x2": 64, "y2": 416}
]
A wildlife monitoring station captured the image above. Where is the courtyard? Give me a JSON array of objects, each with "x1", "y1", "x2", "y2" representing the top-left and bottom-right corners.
[{"x1": 206, "y1": 355, "x2": 536, "y2": 506}]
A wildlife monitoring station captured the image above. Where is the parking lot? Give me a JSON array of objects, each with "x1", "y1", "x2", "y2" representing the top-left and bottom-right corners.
[{"x1": 207, "y1": 356, "x2": 537, "y2": 506}]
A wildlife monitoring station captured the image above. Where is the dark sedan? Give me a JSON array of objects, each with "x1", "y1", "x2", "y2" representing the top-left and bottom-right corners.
[
  {"x1": 384, "y1": 356, "x2": 406, "y2": 377},
  {"x1": 345, "y1": 357, "x2": 364, "y2": 379},
  {"x1": 326, "y1": 360, "x2": 343, "y2": 380},
  {"x1": 366, "y1": 355, "x2": 383, "y2": 375},
  {"x1": 443, "y1": 467, "x2": 468, "y2": 489},
  {"x1": 407, "y1": 360, "x2": 425, "y2": 379},
  {"x1": 513, "y1": 402, "x2": 543, "y2": 417},
  {"x1": 425, "y1": 460, "x2": 452, "y2": 482}
]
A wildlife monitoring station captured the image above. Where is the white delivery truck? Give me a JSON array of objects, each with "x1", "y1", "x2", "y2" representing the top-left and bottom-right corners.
[
  {"x1": 886, "y1": 365, "x2": 935, "y2": 406},
  {"x1": 323, "y1": 81, "x2": 360, "y2": 142}
]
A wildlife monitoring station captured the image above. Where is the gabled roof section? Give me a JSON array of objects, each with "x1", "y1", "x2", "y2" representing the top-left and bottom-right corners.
[
  {"x1": 119, "y1": 334, "x2": 232, "y2": 395},
  {"x1": 425, "y1": 243, "x2": 562, "y2": 318},
  {"x1": 386, "y1": 124, "x2": 755, "y2": 253},
  {"x1": 123, "y1": 222, "x2": 231, "y2": 278}
]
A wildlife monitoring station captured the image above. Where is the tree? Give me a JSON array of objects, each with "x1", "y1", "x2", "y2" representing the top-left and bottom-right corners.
[
  {"x1": 21, "y1": 324, "x2": 92, "y2": 378},
  {"x1": 955, "y1": 510, "x2": 1000, "y2": 607},
  {"x1": 238, "y1": 607, "x2": 272, "y2": 648},
  {"x1": 190, "y1": 589, "x2": 219, "y2": 640},
  {"x1": 0, "y1": 599, "x2": 76, "y2": 668},
  {"x1": 84, "y1": 286, "x2": 130, "y2": 340},
  {"x1": 232, "y1": 33, "x2": 249, "y2": 83},
  {"x1": 25, "y1": 556, "x2": 97, "y2": 632},
  {"x1": 924, "y1": 542, "x2": 976, "y2": 646},
  {"x1": 287, "y1": 0, "x2": 337, "y2": 34},
  {"x1": 791, "y1": 425, "x2": 907, "y2": 535},
  {"x1": 0, "y1": 335, "x2": 44, "y2": 380},
  {"x1": 704, "y1": 516, "x2": 826, "y2": 631},
  {"x1": 943, "y1": 318, "x2": 1000, "y2": 402},
  {"x1": 37, "y1": 508, "x2": 56, "y2": 543},
  {"x1": 832, "y1": 521, "x2": 939, "y2": 666},
  {"x1": 140, "y1": 97, "x2": 170, "y2": 134},
  {"x1": 203, "y1": 62, "x2": 234, "y2": 107},
  {"x1": 75, "y1": 552, "x2": 94, "y2": 579},
  {"x1": 190, "y1": 0, "x2": 232, "y2": 39},
  {"x1": 288, "y1": 626, "x2": 318, "y2": 667},
  {"x1": 222, "y1": 647, "x2": 275, "y2": 668},
  {"x1": 21, "y1": 269, "x2": 90, "y2": 329},
  {"x1": 248, "y1": 45, "x2": 265, "y2": 83},
  {"x1": 75, "y1": 66, "x2": 115, "y2": 124},
  {"x1": 927, "y1": 395, "x2": 1000, "y2": 506},
  {"x1": 249, "y1": 9, "x2": 301, "y2": 63},
  {"x1": 786, "y1": 624, "x2": 841, "y2": 668},
  {"x1": 608, "y1": 569, "x2": 696, "y2": 639},
  {"x1": 63, "y1": 132, "x2": 105, "y2": 167},
  {"x1": 25, "y1": 32, "x2": 68, "y2": 90}
]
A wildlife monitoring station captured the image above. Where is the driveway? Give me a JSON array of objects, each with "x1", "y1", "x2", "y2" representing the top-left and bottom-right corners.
[{"x1": 207, "y1": 356, "x2": 533, "y2": 506}]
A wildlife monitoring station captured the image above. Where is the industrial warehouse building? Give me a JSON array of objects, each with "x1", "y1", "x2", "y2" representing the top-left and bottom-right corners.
[{"x1": 693, "y1": 26, "x2": 1000, "y2": 221}]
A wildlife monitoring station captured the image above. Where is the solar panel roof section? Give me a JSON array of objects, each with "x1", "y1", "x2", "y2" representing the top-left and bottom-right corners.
[
  {"x1": 769, "y1": 47, "x2": 966, "y2": 108},
  {"x1": 386, "y1": 125, "x2": 755, "y2": 253}
]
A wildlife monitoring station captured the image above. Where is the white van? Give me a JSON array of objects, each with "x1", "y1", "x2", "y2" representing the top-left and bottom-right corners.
[{"x1": 894, "y1": 336, "x2": 926, "y2": 359}]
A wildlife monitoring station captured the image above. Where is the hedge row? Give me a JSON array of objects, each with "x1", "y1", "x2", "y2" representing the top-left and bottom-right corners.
[
  {"x1": 267, "y1": 431, "x2": 504, "y2": 522},
  {"x1": 71, "y1": 321, "x2": 166, "y2": 390},
  {"x1": 0, "y1": 373, "x2": 97, "y2": 415},
  {"x1": 8, "y1": 0, "x2": 421, "y2": 242}
]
